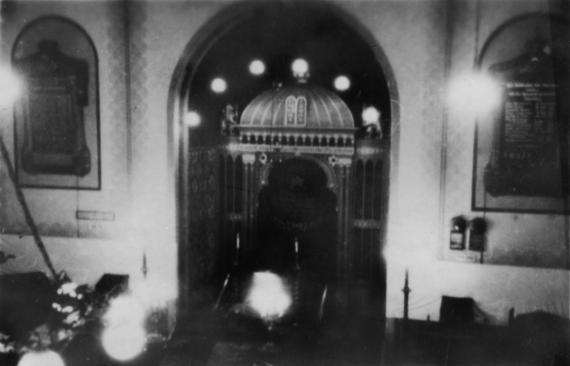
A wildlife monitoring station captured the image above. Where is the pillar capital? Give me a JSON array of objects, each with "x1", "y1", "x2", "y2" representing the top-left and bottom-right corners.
[{"x1": 242, "y1": 153, "x2": 256, "y2": 165}]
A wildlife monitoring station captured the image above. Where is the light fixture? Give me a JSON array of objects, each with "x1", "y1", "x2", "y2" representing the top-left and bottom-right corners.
[
  {"x1": 102, "y1": 324, "x2": 147, "y2": 361},
  {"x1": 101, "y1": 294, "x2": 147, "y2": 361},
  {"x1": 362, "y1": 106, "x2": 381, "y2": 124},
  {"x1": 210, "y1": 77, "x2": 227, "y2": 94},
  {"x1": 245, "y1": 271, "x2": 292, "y2": 322},
  {"x1": 447, "y1": 72, "x2": 502, "y2": 119},
  {"x1": 182, "y1": 110, "x2": 201, "y2": 127},
  {"x1": 249, "y1": 59, "x2": 266, "y2": 76},
  {"x1": 334, "y1": 75, "x2": 351, "y2": 91},
  {"x1": 17, "y1": 350, "x2": 65, "y2": 366},
  {"x1": 0, "y1": 65, "x2": 22, "y2": 109},
  {"x1": 291, "y1": 58, "x2": 309, "y2": 81}
]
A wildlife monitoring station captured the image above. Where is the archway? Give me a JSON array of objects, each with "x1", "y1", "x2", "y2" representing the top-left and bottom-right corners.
[
  {"x1": 168, "y1": 2, "x2": 398, "y2": 362},
  {"x1": 255, "y1": 158, "x2": 337, "y2": 277}
]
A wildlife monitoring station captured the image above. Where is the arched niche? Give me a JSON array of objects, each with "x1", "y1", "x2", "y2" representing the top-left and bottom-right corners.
[
  {"x1": 168, "y1": 3, "x2": 399, "y2": 346},
  {"x1": 11, "y1": 15, "x2": 100, "y2": 190}
]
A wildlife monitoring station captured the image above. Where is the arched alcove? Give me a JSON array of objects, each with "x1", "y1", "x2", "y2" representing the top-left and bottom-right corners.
[{"x1": 168, "y1": 1, "x2": 398, "y2": 363}]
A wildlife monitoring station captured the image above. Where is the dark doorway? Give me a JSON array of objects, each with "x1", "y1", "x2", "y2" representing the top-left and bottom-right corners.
[{"x1": 255, "y1": 158, "x2": 337, "y2": 279}]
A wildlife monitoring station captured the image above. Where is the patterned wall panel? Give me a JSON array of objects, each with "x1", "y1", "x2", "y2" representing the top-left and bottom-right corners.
[
  {"x1": 102, "y1": 0, "x2": 129, "y2": 207},
  {"x1": 416, "y1": 2, "x2": 448, "y2": 247},
  {"x1": 186, "y1": 147, "x2": 220, "y2": 299},
  {"x1": 126, "y1": 1, "x2": 148, "y2": 178}
]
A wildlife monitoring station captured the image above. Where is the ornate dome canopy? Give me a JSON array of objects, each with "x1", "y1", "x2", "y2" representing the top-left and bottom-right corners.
[{"x1": 239, "y1": 83, "x2": 355, "y2": 132}]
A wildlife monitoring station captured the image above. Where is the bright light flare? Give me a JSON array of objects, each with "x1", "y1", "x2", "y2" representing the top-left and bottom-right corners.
[
  {"x1": 291, "y1": 58, "x2": 309, "y2": 79},
  {"x1": 17, "y1": 350, "x2": 65, "y2": 366},
  {"x1": 362, "y1": 106, "x2": 381, "y2": 124},
  {"x1": 334, "y1": 75, "x2": 351, "y2": 91},
  {"x1": 245, "y1": 271, "x2": 292, "y2": 321},
  {"x1": 101, "y1": 294, "x2": 147, "y2": 361},
  {"x1": 249, "y1": 59, "x2": 266, "y2": 76},
  {"x1": 210, "y1": 77, "x2": 227, "y2": 94},
  {"x1": 182, "y1": 110, "x2": 201, "y2": 127},
  {"x1": 102, "y1": 324, "x2": 146, "y2": 361},
  {"x1": 447, "y1": 72, "x2": 502, "y2": 118},
  {"x1": 0, "y1": 66, "x2": 22, "y2": 109}
]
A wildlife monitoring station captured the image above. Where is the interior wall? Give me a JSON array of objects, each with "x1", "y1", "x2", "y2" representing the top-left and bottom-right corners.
[{"x1": 0, "y1": 0, "x2": 136, "y2": 285}]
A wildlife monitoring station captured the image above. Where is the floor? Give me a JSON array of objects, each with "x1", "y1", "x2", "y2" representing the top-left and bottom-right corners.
[
  {"x1": 160, "y1": 308, "x2": 385, "y2": 366},
  {"x1": 382, "y1": 316, "x2": 570, "y2": 366},
  {"x1": 5, "y1": 313, "x2": 567, "y2": 366}
]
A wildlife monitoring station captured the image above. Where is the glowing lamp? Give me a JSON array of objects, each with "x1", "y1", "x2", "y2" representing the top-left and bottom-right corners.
[
  {"x1": 210, "y1": 77, "x2": 227, "y2": 94},
  {"x1": 447, "y1": 72, "x2": 502, "y2": 118},
  {"x1": 182, "y1": 110, "x2": 201, "y2": 127},
  {"x1": 101, "y1": 324, "x2": 146, "y2": 361},
  {"x1": 0, "y1": 65, "x2": 22, "y2": 109},
  {"x1": 245, "y1": 271, "x2": 292, "y2": 321},
  {"x1": 334, "y1": 75, "x2": 350, "y2": 91},
  {"x1": 249, "y1": 59, "x2": 266, "y2": 76},
  {"x1": 291, "y1": 58, "x2": 309, "y2": 81},
  {"x1": 362, "y1": 106, "x2": 380, "y2": 124},
  {"x1": 101, "y1": 294, "x2": 147, "y2": 361},
  {"x1": 17, "y1": 350, "x2": 65, "y2": 366}
]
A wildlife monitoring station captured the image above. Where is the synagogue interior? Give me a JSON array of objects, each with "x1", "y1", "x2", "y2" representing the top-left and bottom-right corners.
[{"x1": 0, "y1": 0, "x2": 569, "y2": 365}]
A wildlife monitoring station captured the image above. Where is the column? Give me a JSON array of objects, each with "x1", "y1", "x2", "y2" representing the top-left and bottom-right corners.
[{"x1": 241, "y1": 153, "x2": 256, "y2": 261}]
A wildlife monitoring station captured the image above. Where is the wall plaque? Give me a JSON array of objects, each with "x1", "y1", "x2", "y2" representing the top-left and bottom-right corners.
[
  {"x1": 16, "y1": 41, "x2": 91, "y2": 176},
  {"x1": 484, "y1": 53, "x2": 562, "y2": 198},
  {"x1": 473, "y1": 16, "x2": 570, "y2": 214},
  {"x1": 12, "y1": 16, "x2": 100, "y2": 190}
]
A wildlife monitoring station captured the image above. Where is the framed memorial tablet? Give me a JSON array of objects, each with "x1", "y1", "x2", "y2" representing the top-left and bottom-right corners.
[
  {"x1": 12, "y1": 16, "x2": 100, "y2": 190},
  {"x1": 472, "y1": 14, "x2": 570, "y2": 213}
]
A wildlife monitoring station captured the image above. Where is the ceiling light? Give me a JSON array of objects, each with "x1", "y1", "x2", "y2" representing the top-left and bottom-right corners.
[
  {"x1": 334, "y1": 75, "x2": 351, "y2": 91},
  {"x1": 249, "y1": 59, "x2": 266, "y2": 76},
  {"x1": 210, "y1": 77, "x2": 227, "y2": 94},
  {"x1": 362, "y1": 106, "x2": 381, "y2": 124},
  {"x1": 291, "y1": 58, "x2": 309, "y2": 80},
  {"x1": 183, "y1": 110, "x2": 201, "y2": 127}
]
